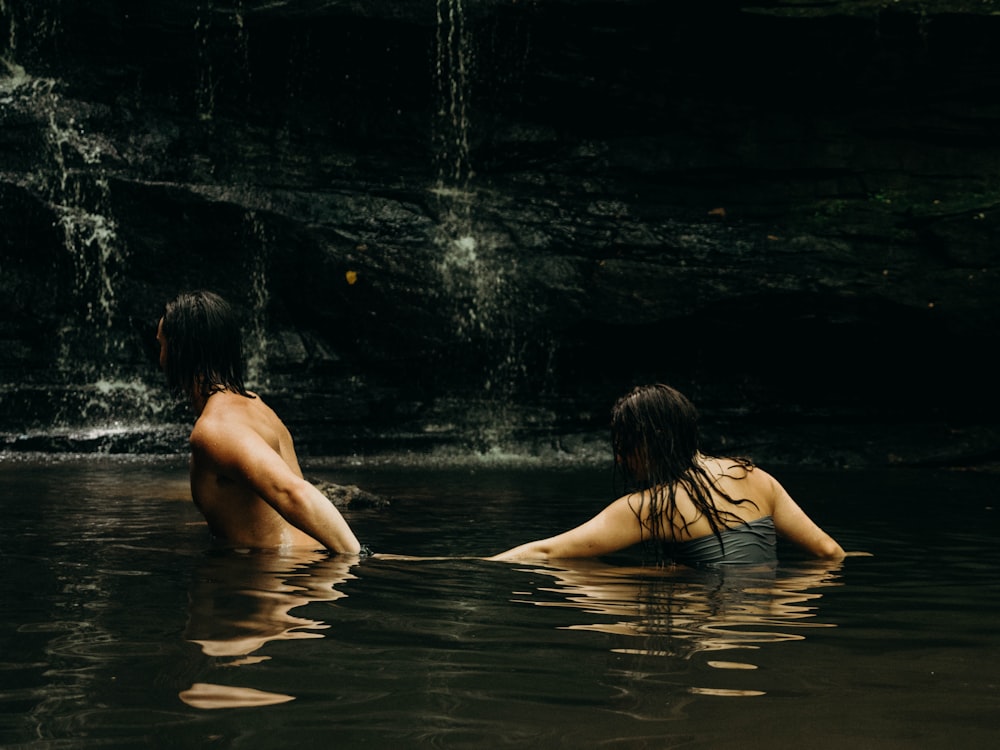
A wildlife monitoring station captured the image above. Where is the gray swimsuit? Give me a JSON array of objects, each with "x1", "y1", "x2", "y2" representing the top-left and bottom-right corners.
[{"x1": 663, "y1": 516, "x2": 776, "y2": 566}]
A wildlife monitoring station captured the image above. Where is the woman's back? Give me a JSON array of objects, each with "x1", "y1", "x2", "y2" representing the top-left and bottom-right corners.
[
  {"x1": 643, "y1": 455, "x2": 775, "y2": 542},
  {"x1": 490, "y1": 384, "x2": 845, "y2": 564}
]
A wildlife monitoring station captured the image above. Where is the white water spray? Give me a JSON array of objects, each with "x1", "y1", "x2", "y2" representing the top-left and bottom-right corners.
[
  {"x1": 429, "y1": 1, "x2": 545, "y2": 452},
  {"x1": 0, "y1": 32, "x2": 165, "y2": 432}
]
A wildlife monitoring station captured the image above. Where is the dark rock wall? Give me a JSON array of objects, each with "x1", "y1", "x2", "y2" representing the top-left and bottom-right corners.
[{"x1": 1, "y1": 1, "x2": 999, "y2": 465}]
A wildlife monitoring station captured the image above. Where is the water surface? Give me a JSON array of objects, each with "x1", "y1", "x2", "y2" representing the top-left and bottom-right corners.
[{"x1": 1, "y1": 455, "x2": 997, "y2": 748}]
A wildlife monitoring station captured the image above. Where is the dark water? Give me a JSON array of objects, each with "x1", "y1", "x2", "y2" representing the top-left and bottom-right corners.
[{"x1": 1, "y1": 455, "x2": 997, "y2": 749}]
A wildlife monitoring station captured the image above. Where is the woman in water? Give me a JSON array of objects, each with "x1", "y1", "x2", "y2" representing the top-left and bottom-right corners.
[{"x1": 490, "y1": 383, "x2": 845, "y2": 565}]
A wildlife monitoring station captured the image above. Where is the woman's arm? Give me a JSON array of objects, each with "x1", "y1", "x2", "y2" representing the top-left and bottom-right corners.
[
  {"x1": 765, "y1": 471, "x2": 845, "y2": 560},
  {"x1": 488, "y1": 495, "x2": 645, "y2": 562}
]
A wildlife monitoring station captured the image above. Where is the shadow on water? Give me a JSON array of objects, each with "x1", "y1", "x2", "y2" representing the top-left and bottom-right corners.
[{"x1": 1, "y1": 457, "x2": 998, "y2": 748}]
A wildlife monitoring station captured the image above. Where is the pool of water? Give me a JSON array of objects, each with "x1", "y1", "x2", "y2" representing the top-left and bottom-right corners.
[{"x1": 1, "y1": 454, "x2": 997, "y2": 748}]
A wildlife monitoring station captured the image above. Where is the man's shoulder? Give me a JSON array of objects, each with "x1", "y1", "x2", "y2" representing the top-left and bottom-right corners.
[
  {"x1": 189, "y1": 412, "x2": 228, "y2": 452},
  {"x1": 189, "y1": 402, "x2": 249, "y2": 445},
  {"x1": 190, "y1": 397, "x2": 286, "y2": 455}
]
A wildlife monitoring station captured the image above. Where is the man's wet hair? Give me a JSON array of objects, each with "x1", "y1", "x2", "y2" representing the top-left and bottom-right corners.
[{"x1": 161, "y1": 290, "x2": 252, "y2": 403}]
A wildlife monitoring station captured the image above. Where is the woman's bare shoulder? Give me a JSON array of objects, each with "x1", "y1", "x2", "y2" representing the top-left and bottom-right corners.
[{"x1": 701, "y1": 456, "x2": 781, "y2": 516}]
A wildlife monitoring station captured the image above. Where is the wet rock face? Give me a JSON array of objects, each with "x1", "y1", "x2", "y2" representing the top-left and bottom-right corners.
[{"x1": 1, "y1": 1, "x2": 999, "y2": 465}]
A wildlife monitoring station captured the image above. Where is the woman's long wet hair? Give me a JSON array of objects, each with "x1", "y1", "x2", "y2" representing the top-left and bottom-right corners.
[
  {"x1": 161, "y1": 290, "x2": 252, "y2": 404},
  {"x1": 611, "y1": 384, "x2": 756, "y2": 551}
]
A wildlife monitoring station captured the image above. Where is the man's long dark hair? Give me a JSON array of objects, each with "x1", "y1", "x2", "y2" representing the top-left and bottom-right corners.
[
  {"x1": 611, "y1": 384, "x2": 756, "y2": 548},
  {"x1": 161, "y1": 290, "x2": 252, "y2": 404}
]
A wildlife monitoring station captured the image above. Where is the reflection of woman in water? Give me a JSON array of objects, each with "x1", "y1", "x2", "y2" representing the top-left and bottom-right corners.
[
  {"x1": 491, "y1": 384, "x2": 845, "y2": 565},
  {"x1": 509, "y1": 558, "x2": 842, "y2": 660}
]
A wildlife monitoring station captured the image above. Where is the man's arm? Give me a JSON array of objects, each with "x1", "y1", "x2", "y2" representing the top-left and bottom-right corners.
[
  {"x1": 488, "y1": 495, "x2": 644, "y2": 562},
  {"x1": 191, "y1": 423, "x2": 361, "y2": 554}
]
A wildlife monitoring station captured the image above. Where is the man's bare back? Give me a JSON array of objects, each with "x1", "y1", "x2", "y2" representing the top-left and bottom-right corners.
[
  {"x1": 185, "y1": 390, "x2": 360, "y2": 552},
  {"x1": 190, "y1": 393, "x2": 308, "y2": 547},
  {"x1": 157, "y1": 291, "x2": 360, "y2": 554}
]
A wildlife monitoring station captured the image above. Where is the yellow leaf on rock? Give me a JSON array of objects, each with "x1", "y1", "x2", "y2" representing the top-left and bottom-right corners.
[{"x1": 345, "y1": 270, "x2": 358, "y2": 285}]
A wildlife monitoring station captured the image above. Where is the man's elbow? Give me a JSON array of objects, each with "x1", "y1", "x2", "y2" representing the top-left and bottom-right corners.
[{"x1": 334, "y1": 536, "x2": 363, "y2": 555}]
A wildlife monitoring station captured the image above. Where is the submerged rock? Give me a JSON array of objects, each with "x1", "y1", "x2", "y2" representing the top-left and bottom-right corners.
[{"x1": 312, "y1": 479, "x2": 391, "y2": 510}]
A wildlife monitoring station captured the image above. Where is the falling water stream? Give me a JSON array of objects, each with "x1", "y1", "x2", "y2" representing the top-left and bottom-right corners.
[
  {"x1": 1, "y1": 43, "x2": 175, "y2": 440},
  {"x1": 428, "y1": 0, "x2": 549, "y2": 453}
]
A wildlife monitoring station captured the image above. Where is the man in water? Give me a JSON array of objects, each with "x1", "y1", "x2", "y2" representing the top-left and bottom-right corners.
[{"x1": 157, "y1": 290, "x2": 361, "y2": 554}]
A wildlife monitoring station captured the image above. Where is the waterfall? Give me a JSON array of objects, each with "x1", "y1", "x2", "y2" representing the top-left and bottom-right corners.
[
  {"x1": 429, "y1": 0, "x2": 544, "y2": 455},
  {"x1": 4, "y1": 65, "x2": 121, "y2": 343},
  {"x1": 1, "y1": 35, "x2": 170, "y2": 443},
  {"x1": 244, "y1": 210, "x2": 272, "y2": 391},
  {"x1": 194, "y1": 0, "x2": 252, "y2": 122},
  {"x1": 434, "y1": 0, "x2": 473, "y2": 192},
  {"x1": 0, "y1": 62, "x2": 124, "y2": 339},
  {"x1": 433, "y1": 0, "x2": 479, "y2": 310},
  {"x1": 194, "y1": 1, "x2": 217, "y2": 122}
]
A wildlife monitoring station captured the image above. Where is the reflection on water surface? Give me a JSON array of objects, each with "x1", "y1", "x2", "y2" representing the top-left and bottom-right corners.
[
  {"x1": 180, "y1": 549, "x2": 356, "y2": 708},
  {"x1": 517, "y1": 560, "x2": 839, "y2": 651},
  {"x1": 1, "y1": 457, "x2": 998, "y2": 748},
  {"x1": 494, "y1": 558, "x2": 843, "y2": 698}
]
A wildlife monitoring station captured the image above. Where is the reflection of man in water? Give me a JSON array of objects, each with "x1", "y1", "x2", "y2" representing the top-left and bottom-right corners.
[
  {"x1": 157, "y1": 290, "x2": 360, "y2": 554},
  {"x1": 185, "y1": 550, "x2": 351, "y2": 662},
  {"x1": 180, "y1": 549, "x2": 355, "y2": 709}
]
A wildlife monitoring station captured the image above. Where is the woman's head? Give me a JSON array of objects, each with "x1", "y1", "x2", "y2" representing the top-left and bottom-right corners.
[
  {"x1": 611, "y1": 384, "x2": 756, "y2": 550},
  {"x1": 159, "y1": 290, "x2": 249, "y2": 403},
  {"x1": 611, "y1": 384, "x2": 700, "y2": 489}
]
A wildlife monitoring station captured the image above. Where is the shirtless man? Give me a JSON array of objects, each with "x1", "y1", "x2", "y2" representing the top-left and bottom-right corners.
[{"x1": 157, "y1": 290, "x2": 360, "y2": 554}]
